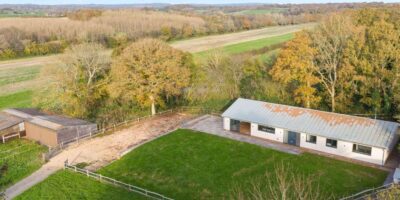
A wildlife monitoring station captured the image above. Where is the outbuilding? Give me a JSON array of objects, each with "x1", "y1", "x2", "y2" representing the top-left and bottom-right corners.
[
  {"x1": 0, "y1": 108, "x2": 97, "y2": 147},
  {"x1": 222, "y1": 98, "x2": 400, "y2": 165}
]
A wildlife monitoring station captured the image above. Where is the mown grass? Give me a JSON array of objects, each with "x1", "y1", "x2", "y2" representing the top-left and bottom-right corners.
[
  {"x1": 0, "y1": 90, "x2": 33, "y2": 110},
  {"x1": 194, "y1": 33, "x2": 292, "y2": 60},
  {"x1": 97, "y1": 129, "x2": 387, "y2": 200},
  {"x1": 15, "y1": 170, "x2": 148, "y2": 200},
  {"x1": 0, "y1": 65, "x2": 41, "y2": 87},
  {"x1": 0, "y1": 139, "x2": 47, "y2": 190}
]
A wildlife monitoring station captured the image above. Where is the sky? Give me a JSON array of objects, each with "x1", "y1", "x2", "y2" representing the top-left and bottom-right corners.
[{"x1": 1, "y1": 0, "x2": 399, "y2": 5}]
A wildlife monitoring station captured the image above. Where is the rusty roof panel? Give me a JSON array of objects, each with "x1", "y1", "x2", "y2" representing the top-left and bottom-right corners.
[{"x1": 222, "y1": 98, "x2": 399, "y2": 149}]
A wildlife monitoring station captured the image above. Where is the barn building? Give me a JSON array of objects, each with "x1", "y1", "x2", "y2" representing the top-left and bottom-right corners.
[
  {"x1": 222, "y1": 98, "x2": 400, "y2": 165},
  {"x1": 0, "y1": 108, "x2": 97, "y2": 147}
]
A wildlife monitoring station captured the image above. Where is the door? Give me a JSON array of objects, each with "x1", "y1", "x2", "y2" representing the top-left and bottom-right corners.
[
  {"x1": 288, "y1": 131, "x2": 297, "y2": 146},
  {"x1": 230, "y1": 119, "x2": 240, "y2": 132}
]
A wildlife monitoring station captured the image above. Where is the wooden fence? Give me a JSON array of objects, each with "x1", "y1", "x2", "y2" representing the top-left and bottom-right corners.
[
  {"x1": 45, "y1": 107, "x2": 221, "y2": 160},
  {"x1": 64, "y1": 161, "x2": 173, "y2": 200},
  {"x1": 340, "y1": 183, "x2": 395, "y2": 200}
]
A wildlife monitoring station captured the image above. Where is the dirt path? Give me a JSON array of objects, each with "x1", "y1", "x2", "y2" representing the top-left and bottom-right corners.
[
  {"x1": 4, "y1": 113, "x2": 192, "y2": 199},
  {"x1": 171, "y1": 23, "x2": 315, "y2": 53}
]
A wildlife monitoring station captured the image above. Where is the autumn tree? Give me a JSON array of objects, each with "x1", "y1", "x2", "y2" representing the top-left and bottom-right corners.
[
  {"x1": 270, "y1": 31, "x2": 320, "y2": 108},
  {"x1": 34, "y1": 43, "x2": 110, "y2": 119},
  {"x1": 108, "y1": 38, "x2": 192, "y2": 115},
  {"x1": 187, "y1": 51, "x2": 243, "y2": 103},
  {"x1": 309, "y1": 14, "x2": 356, "y2": 112},
  {"x1": 344, "y1": 8, "x2": 400, "y2": 116}
]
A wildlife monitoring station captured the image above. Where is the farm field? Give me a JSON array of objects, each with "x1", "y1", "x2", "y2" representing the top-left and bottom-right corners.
[
  {"x1": 194, "y1": 33, "x2": 292, "y2": 59},
  {"x1": 14, "y1": 170, "x2": 148, "y2": 200},
  {"x1": 0, "y1": 139, "x2": 47, "y2": 191},
  {"x1": 235, "y1": 8, "x2": 288, "y2": 15},
  {"x1": 96, "y1": 129, "x2": 387, "y2": 200},
  {"x1": 171, "y1": 23, "x2": 313, "y2": 53},
  {"x1": 0, "y1": 24, "x2": 303, "y2": 111}
]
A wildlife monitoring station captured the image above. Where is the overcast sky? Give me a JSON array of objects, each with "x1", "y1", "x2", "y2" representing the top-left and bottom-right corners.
[{"x1": 1, "y1": 0, "x2": 399, "y2": 5}]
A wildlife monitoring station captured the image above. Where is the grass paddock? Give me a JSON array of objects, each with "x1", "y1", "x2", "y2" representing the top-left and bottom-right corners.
[{"x1": 97, "y1": 129, "x2": 387, "y2": 199}]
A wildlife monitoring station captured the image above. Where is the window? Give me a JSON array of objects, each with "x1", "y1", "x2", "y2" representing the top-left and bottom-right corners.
[
  {"x1": 306, "y1": 135, "x2": 317, "y2": 144},
  {"x1": 258, "y1": 125, "x2": 275, "y2": 134},
  {"x1": 326, "y1": 139, "x2": 337, "y2": 148},
  {"x1": 353, "y1": 144, "x2": 372, "y2": 156}
]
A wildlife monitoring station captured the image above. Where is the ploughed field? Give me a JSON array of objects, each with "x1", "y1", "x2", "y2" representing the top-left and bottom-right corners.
[
  {"x1": 17, "y1": 129, "x2": 387, "y2": 199},
  {"x1": 0, "y1": 139, "x2": 47, "y2": 191}
]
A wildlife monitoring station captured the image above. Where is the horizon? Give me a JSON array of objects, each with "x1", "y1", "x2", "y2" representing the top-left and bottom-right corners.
[{"x1": 1, "y1": 0, "x2": 400, "y2": 5}]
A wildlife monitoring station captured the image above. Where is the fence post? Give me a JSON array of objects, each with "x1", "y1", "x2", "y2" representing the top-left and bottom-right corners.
[
  {"x1": 74, "y1": 166, "x2": 77, "y2": 172},
  {"x1": 99, "y1": 174, "x2": 102, "y2": 182},
  {"x1": 86, "y1": 169, "x2": 89, "y2": 177}
]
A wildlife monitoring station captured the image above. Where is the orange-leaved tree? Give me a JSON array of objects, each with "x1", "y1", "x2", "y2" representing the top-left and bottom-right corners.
[
  {"x1": 270, "y1": 31, "x2": 320, "y2": 108},
  {"x1": 108, "y1": 38, "x2": 192, "y2": 115}
]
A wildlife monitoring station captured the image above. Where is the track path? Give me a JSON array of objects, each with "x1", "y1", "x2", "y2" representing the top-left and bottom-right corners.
[{"x1": 171, "y1": 23, "x2": 314, "y2": 53}]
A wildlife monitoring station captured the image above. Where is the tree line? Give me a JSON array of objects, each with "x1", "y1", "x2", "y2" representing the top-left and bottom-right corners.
[
  {"x1": 271, "y1": 8, "x2": 400, "y2": 119},
  {"x1": 0, "y1": 6, "x2": 320, "y2": 61},
  {"x1": 34, "y1": 8, "x2": 400, "y2": 125}
]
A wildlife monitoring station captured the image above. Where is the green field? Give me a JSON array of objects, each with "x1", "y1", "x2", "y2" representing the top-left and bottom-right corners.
[
  {"x1": 0, "y1": 90, "x2": 33, "y2": 110},
  {"x1": 0, "y1": 65, "x2": 41, "y2": 87},
  {"x1": 95, "y1": 129, "x2": 387, "y2": 200},
  {"x1": 15, "y1": 170, "x2": 147, "y2": 200},
  {"x1": 0, "y1": 64, "x2": 42, "y2": 110},
  {"x1": 194, "y1": 33, "x2": 292, "y2": 60},
  {"x1": 0, "y1": 139, "x2": 47, "y2": 190}
]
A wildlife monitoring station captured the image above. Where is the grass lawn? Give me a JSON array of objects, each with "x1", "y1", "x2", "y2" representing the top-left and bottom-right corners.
[
  {"x1": 97, "y1": 129, "x2": 387, "y2": 200},
  {"x1": 0, "y1": 139, "x2": 47, "y2": 190},
  {"x1": 194, "y1": 33, "x2": 292, "y2": 60},
  {"x1": 0, "y1": 90, "x2": 33, "y2": 110},
  {"x1": 15, "y1": 170, "x2": 148, "y2": 200}
]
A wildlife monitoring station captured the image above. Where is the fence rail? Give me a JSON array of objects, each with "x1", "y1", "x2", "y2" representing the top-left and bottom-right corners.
[
  {"x1": 64, "y1": 162, "x2": 173, "y2": 200},
  {"x1": 340, "y1": 183, "x2": 395, "y2": 200},
  {"x1": 45, "y1": 107, "x2": 221, "y2": 160}
]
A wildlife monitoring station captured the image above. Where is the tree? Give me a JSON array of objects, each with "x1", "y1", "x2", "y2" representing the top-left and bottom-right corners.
[
  {"x1": 345, "y1": 9, "x2": 400, "y2": 116},
  {"x1": 187, "y1": 51, "x2": 243, "y2": 103},
  {"x1": 309, "y1": 14, "x2": 355, "y2": 112},
  {"x1": 34, "y1": 43, "x2": 110, "y2": 119},
  {"x1": 270, "y1": 31, "x2": 320, "y2": 108},
  {"x1": 108, "y1": 38, "x2": 192, "y2": 115},
  {"x1": 230, "y1": 163, "x2": 331, "y2": 200}
]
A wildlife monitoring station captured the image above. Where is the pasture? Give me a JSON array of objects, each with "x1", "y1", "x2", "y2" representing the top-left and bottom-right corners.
[
  {"x1": 96, "y1": 129, "x2": 387, "y2": 200},
  {"x1": 171, "y1": 23, "x2": 313, "y2": 53},
  {"x1": 14, "y1": 170, "x2": 147, "y2": 200},
  {"x1": 194, "y1": 32, "x2": 292, "y2": 59},
  {"x1": 0, "y1": 139, "x2": 47, "y2": 190}
]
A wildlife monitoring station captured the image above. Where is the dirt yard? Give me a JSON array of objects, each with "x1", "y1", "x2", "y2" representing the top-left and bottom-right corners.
[
  {"x1": 171, "y1": 23, "x2": 315, "y2": 53},
  {"x1": 54, "y1": 112, "x2": 192, "y2": 170}
]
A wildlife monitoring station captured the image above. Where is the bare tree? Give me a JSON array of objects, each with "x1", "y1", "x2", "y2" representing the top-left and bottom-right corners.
[
  {"x1": 310, "y1": 14, "x2": 354, "y2": 112},
  {"x1": 230, "y1": 163, "x2": 331, "y2": 200}
]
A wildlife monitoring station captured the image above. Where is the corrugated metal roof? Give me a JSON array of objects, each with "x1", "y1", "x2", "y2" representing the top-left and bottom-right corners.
[
  {"x1": 0, "y1": 112, "x2": 23, "y2": 134},
  {"x1": 222, "y1": 98, "x2": 399, "y2": 149}
]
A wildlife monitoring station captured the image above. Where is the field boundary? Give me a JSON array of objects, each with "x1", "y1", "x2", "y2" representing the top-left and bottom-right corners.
[
  {"x1": 64, "y1": 161, "x2": 173, "y2": 200},
  {"x1": 340, "y1": 183, "x2": 396, "y2": 200}
]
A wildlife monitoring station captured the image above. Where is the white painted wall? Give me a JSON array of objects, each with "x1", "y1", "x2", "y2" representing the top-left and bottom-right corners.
[
  {"x1": 250, "y1": 123, "x2": 284, "y2": 143},
  {"x1": 221, "y1": 118, "x2": 390, "y2": 165},
  {"x1": 223, "y1": 117, "x2": 230, "y2": 130},
  {"x1": 299, "y1": 133, "x2": 385, "y2": 165}
]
